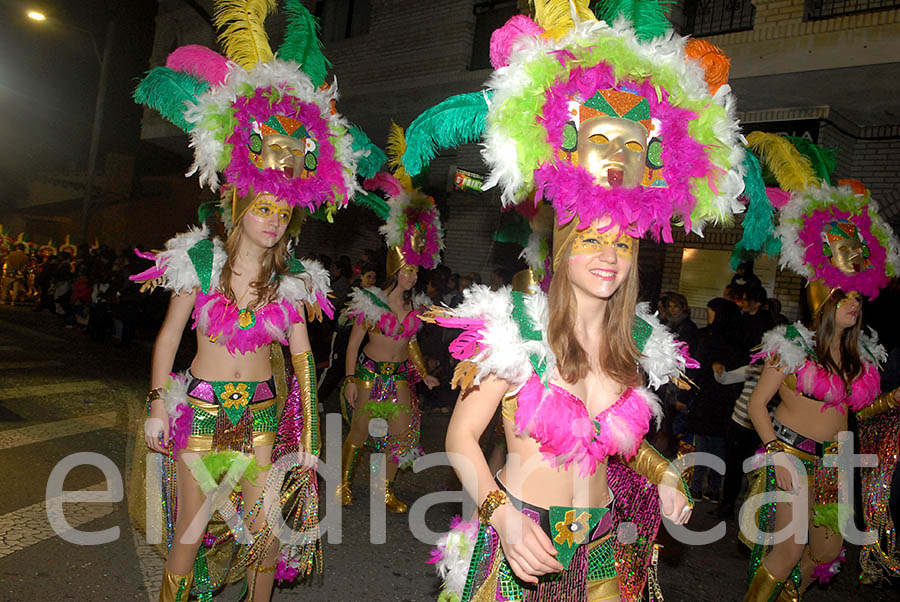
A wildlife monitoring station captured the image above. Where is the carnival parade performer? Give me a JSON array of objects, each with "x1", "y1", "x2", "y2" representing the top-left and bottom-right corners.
[
  {"x1": 128, "y1": 2, "x2": 379, "y2": 600},
  {"x1": 338, "y1": 129, "x2": 443, "y2": 513},
  {"x1": 404, "y1": 2, "x2": 748, "y2": 599},
  {"x1": 736, "y1": 138, "x2": 900, "y2": 599}
]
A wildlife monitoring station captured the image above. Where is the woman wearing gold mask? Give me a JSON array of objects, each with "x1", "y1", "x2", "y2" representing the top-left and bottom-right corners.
[
  {"x1": 741, "y1": 182, "x2": 900, "y2": 601},
  {"x1": 129, "y1": 2, "x2": 370, "y2": 599},
  {"x1": 411, "y1": 2, "x2": 748, "y2": 597},
  {"x1": 337, "y1": 167, "x2": 443, "y2": 514}
]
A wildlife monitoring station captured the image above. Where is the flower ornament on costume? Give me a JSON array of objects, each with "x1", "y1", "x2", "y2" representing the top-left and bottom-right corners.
[
  {"x1": 402, "y1": 0, "x2": 745, "y2": 243},
  {"x1": 133, "y1": 0, "x2": 381, "y2": 227}
]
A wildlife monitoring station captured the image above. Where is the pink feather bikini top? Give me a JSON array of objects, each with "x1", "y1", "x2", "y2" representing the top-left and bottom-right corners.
[
  {"x1": 130, "y1": 228, "x2": 333, "y2": 355},
  {"x1": 754, "y1": 322, "x2": 885, "y2": 415},
  {"x1": 508, "y1": 374, "x2": 661, "y2": 477},
  {"x1": 344, "y1": 287, "x2": 429, "y2": 341}
]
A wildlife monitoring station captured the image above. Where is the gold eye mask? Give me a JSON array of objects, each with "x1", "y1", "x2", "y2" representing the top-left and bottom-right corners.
[
  {"x1": 570, "y1": 226, "x2": 635, "y2": 259},
  {"x1": 248, "y1": 198, "x2": 292, "y2": 225}
]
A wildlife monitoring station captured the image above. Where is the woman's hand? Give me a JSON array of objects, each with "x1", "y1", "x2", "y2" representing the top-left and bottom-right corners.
[
  {"x1": 658, "y1": 483, "x2": 692, "y2": 525},
  {"x1": 771, "y1": 452, "x2": 797, "y2": 492},
  {"x1": 423, "y1": 375, "x2": 439, "y2": 390},
  {"x1": 491, "y1": 504, "x2": 563, "y2": 584},
  {"x1": 344, "y1": 380, "x2": 358, "y2": 408},
  {"x1": 711, "y1": 362, "x2": 725, "y2": 377},
  {"x1": 144, "y1": 401, "x2": 169, "y2": 454}
]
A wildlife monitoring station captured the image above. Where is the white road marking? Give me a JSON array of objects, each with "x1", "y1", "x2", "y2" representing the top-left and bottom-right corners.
[
  {"x1": 0, "y1": 482, "x2": 115, "y2": 559},
  {"x1": 0, "y1": 379, "x2": 107, "y2": 401},
  {"x1": 0, "y1": 411, "x2": 117, "y2": 450}
]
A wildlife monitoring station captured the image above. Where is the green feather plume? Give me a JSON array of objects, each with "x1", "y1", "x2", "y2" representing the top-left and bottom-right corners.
[
  {"x1": 731, "y1": 152, "x2": 780, "y2": 269},
  {"x1": 188, "y1": 451, "x2": 266, "y2": 493},
  {"x1": 349, "y1": 125, "x2": 388, "y2": 179},
  {"x1": 278, "y1": 0, "x2": 331, "y2": 87},
  {"x1": 785, "y1": 136, "x2": 837, "y2": 186},
  {"x1": 197, "y1": 200, "x2": 222, "y2": 224},
  {"x1": 402, "y1": 91, "x2": 491, "y2": 177},
  {"x1": 351, "y1": 190, "x2": 391, "y2": 221},
  {"x1": 133, "y1": 67, "x2": 209, "y2": 132},
  {"x1": 493, "y1": 212, "x2": 533, "y2": 247},
  {"x1": 592, "y1": 0, "x2": 673, "y2": 40}
]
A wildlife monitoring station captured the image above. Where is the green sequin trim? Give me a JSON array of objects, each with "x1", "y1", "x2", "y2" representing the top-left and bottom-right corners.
[
  {"x1": 362, "y1": 287, "x2": 392, "y2": 311},
  {"x1": 187, "y1": 238, "x2": 214, "y2": 294},
  {"x1": 189, "y1": 402, "x2": 278, "y2": 436},
  {"x1": 587, "y1": 536, "x2": 617, "y2": 581},
  {"x1": 510, "y1": 291, "x2": 549, "y2": 384},
  {"x1": 632, "y1": 315, "x2": 652, "y2": 353}
]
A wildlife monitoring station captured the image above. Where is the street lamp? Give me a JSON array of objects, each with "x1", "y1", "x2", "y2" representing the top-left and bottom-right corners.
[{"x1": 27, "y1": 9, "x2": 115, "y2": 243}]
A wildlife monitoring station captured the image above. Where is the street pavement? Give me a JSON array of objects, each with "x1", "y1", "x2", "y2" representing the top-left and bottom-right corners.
[{"x1": 0, "y1": 304, "x2": 895, "y2": 601}]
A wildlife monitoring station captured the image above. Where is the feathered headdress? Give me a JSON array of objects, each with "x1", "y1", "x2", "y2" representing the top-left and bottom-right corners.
[
  {"x1": 359, "y1": 123, "x2": 444, "y2": 276},
  {"x1": 402, "y1": 0, "x2": 745, "y2": 246},
  {"x1": 38, "y1": 240, "x2": 58, "y2": 258},
  {"x1": 735, "y1": 132, "x2": 900, "y2": 307},
  {"x1": 134, "y1": 0, "x2": 377, "y2": 221}
]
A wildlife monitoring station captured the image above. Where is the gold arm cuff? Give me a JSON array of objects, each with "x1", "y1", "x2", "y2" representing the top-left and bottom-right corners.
[
  {"x1": 291, "y1": 351, "x2": 320, "y2": 456},
  {"x1": 857, "y1": 387, "x2": 900, "y2": 420},
  {"x1": 407, "y1": 338, "x2": 430, "y2": 380},
  {"x1": 626, "y1": 440, "x2": 693, "y2": 508}
]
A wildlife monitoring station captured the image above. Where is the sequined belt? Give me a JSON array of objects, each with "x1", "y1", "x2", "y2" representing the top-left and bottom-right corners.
[
  {"x1": 355, "y1": 351, "x2": 409, "y2": 382},
  {"x1": 772, "y1": 418, "x2": 832, "y2": 457},
  {"x1": 496, "y1": 477, "x2": 614, "y2": 566},
  {"x1": 186, "y1": 372, "x2": 278, "y2": 453}
]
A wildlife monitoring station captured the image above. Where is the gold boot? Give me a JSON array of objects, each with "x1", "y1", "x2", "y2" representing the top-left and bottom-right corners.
[
  {"x1": 383, "y1": 478, "x2": 408, "y2": 514},
  {"x1": 743, "y1": 563, "x2": 783, "y2": 602},
  {"x1": 775, "y1": 580, "x2": 800, "y2": 602},
  {"x1": 159, "y1": 567, "x2": 193, "y2": 602},
  {"x1": 337, "y1": 440, "x2": 361, "y2": 505}
]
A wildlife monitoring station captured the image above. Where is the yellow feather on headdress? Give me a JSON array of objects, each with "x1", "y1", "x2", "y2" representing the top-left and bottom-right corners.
[
  {"x1": 746, "y1": 131, "x2": 820, "y2": 192},
  {"x1": 386, "y1": 122, "x2": 413, "y2": 191},
  {"x1": 531, "y1": 0, "x2": 597, "y2": 40},
  {"x1": 213, "y1": 0, "x2": 276, "y2": 69}
]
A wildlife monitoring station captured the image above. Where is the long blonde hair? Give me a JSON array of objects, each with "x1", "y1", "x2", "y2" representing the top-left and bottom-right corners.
[
  {"x1": 547, "y1": 239, "x2": 641, "y2": 386},
  {"x1": 219, "y1": 208, "x2": 291, "y2": 308},
  {"x1": 813, "y1": 289, "x2": 863, "y2": 389}
]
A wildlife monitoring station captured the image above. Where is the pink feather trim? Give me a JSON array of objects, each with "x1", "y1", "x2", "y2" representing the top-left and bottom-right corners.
[
  {"x1": 364, "y1": 172, "x2": 405, "y2": 197},
  {"x1": 169, "y1": 403, "x2": 194, "y2": 452},
  {"x1": 166, "y1": 45, "x2": 230, "y2": 87},
  {"x1": 346, "y1": 307, "x2": 423, "y2": 341},
  {"x1": 489, "y1": 15, "x2": 543, "y2": 69},
  {"x1": 515, "y1": 376, "x2": 655, "y2": 477},
  {"x1": 811, "y1": 547, "x2": 845, "y2": 583},
  {"x1": 193, "y1": 290, "x2": 304, "y2": 354},
  {"x1": 766, "y1": 187, "x2": 791, "y2": 209},
  {"x1": 796, "y1": 360, "x2": 881, "y2": 414}
]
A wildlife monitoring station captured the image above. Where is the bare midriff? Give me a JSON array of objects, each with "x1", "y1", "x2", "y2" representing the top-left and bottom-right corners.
[
  {"x1": 190, "y1": 331, "x2": 274, "y2": 382},
  {"x1": 773, "y1": 380, "x2": 848, "y2": 444}
]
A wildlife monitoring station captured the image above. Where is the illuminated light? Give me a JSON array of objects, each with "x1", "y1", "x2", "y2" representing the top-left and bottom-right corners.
[{"x1": 27, "y1": 10, "x2": 47, "y2": 21}]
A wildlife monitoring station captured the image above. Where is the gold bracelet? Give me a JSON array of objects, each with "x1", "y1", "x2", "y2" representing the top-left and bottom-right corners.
[
  {"x1": 146, "y1": 387, "x2": 165, "y2": 402},
  {"x1": 764, "y1": 439, "x2": 785, "y2": 454},
  {"x1": 479, "y1": 490, "x2": 507, "y2": 526}
]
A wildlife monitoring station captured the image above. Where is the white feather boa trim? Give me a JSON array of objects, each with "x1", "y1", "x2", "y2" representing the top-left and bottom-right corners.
[
  {"x1": 160, "y1": 372, "x2": 190, "y2": 419},
  {"x1": 758, "y1": 321, "x2": 886, "y2": 373},
  {"x1": 344, "y1": 287, "x2": 430, "y2": 326},
  {"x1": 635, "y1": 302, "x2": 691, "y2": 389},
  {"x1": 431, "y1": 518, "x2": 479, "y2": 601},
  {"x1": 279, "y1": 258, "x2": 332, "y2": 307},
  {"x1": 153, "y1": 226, "x2": 226, "y2": 293},
  {"x1": 757, "y1": 322, "x2": 816, "y2": 373},
  {"x1": 441, "y1": 287, "x2": 687, "y2": 390}
]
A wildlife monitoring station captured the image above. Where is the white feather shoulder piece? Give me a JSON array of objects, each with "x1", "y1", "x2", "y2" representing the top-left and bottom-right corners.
[
  {"x1": 635, "y1": 302, "x2": 691, "y2": 389},
  {"x1": 147, "y1": 226, "x2": 226, "y2": 293},
  {"x1": 757, "y1": 322, "x2": 815, "y2": 373},
  {"x1": 859, "y1": 327, "x2": 887, "y2": 367},
  {"x1": 278, "y1": 258, "x2": 332, "y2": 306}
]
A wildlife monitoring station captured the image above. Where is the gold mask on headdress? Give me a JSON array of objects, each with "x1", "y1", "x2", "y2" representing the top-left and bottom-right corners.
[
  {"x1": 577, "y1": 117, "x2": 648, "y2": 189},
  {"x1": 259, "y1": 134, "x2": 307, "y2": 179}
]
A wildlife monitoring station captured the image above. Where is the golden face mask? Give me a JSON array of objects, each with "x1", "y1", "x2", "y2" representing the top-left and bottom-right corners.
[
  {"x1": 248, "y1": 196, "x2": 292, "y2": 226},
  {"x1": 259, "y1": 133, "x2": 306, "y2": 179},
  {"x1": 829, "y1": 237, "x2": 865, "y2": 275},
  {"x1": 836, "y1": 290, "x2": 861, "y2": 308},
  {"x1": 576, "y1": 116, "x2": 648, "y2": 189},
  {"x1": 569, "y1": 225, "x2": 635, "y2": 260}
]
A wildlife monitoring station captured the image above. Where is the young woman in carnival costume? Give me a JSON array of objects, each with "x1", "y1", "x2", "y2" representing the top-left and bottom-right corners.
[
  {"x1": 734, "y1": 133, "x2": 900, "y2": 601},
  {"x1": 401, "y1": 2, "x2": 748, "y2": 599},
  {"x1": 129, "y1": 2, "x2": 381, "y2": 600},
  {"x1": 338, "y1": 124, "x2": 443, "y2": 513}
]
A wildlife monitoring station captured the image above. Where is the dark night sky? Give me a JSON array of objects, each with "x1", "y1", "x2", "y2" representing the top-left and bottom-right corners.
[{"x1": 0, "y1": 0, "x2": 162, "y2": 205}]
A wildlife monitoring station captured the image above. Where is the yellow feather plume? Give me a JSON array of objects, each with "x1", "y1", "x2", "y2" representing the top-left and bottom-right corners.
[
  {"x1": 532, "y1": 0, "x2": 596, "y2": 40},
  {"x1": 746, "y1": 131, "x2": 820, "y2": 192},
  {"x1": 386, "y1": 122, "x2": 413, "y2": 191},
  {"x1": 213, "y1": 0, "x2": 276, "y2": 69}
]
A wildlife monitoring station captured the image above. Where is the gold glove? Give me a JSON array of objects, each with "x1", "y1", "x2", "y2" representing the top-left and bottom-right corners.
[
  {"x1": 857, "y1": 387, "x2": 900, "y2": 420},
  {"x1": 626, "y1": 440, "x2": 693, "y2": 508},
  {"x1": 291, "y1": 351, "x2": 320, "y2": 456},
  {"x1": 407, "y1": 338, "x2": 431, "y2": 381}
]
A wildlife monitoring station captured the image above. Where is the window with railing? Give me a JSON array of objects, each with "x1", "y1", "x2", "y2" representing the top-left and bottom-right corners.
[
  {"x1": 470, "y1": 0, "x2": 519, "y2": 70},
  {"x1": 805, "y1": 0, "x2": 900, "y2": 20},
  {"x1": 315, "y1": 0, "x2": 371, "y2": 42},
  {"x1": 681, "y1": 0, "x2": 755, "y2": 36}
]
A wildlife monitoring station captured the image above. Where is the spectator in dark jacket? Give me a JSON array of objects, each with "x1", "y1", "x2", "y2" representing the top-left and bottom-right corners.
[
  {"x1": 686, "y1": 297, "x2": 747, "y2": 502},
  {"x1": 740, "y1": 285, "x2": 774, "y2": 352}
]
